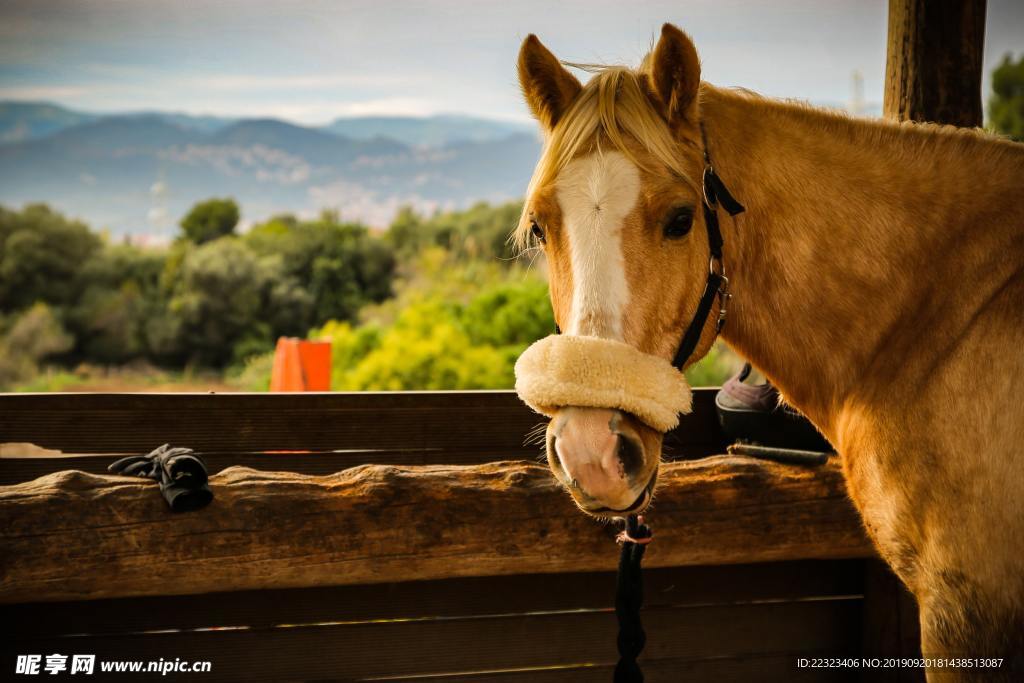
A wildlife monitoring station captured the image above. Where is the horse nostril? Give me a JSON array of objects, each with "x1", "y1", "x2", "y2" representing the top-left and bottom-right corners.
[{"x1": 617, "y1": 434, "x2": 644, "y2": 477}]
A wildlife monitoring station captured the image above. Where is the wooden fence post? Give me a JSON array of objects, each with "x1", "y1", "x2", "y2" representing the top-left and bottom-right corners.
[
  {"x1": 883, "y1": 0, "x2": 987, "y2": 127},
  {"x1": 862, "y1": 559, "x2": 925, "y2": 682}
]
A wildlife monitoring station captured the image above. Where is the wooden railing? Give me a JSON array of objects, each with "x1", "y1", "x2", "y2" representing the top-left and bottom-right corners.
[{"x1": 0, "y1": 390, "x2": 921, "y2": 682}]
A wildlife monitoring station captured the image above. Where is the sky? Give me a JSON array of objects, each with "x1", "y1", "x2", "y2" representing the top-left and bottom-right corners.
[{"x1": 1, "y1": 0, "x2": 1021, "y2": 125}]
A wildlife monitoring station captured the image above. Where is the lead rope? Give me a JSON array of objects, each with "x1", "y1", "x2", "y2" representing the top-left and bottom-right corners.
[{"x1": 614, "y1": 514, "x2": 653, "y2": 682}]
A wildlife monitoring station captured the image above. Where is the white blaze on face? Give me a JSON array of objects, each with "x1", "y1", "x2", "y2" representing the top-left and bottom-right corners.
[{"x1": 555, "y1": 151, "x2": 641, "y2": 340}]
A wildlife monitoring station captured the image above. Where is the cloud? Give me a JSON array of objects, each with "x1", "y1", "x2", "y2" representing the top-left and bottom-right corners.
[
  {"x1": 187, "y1": 98, "x2": 441, "y2": 124},
  {"x1": 0, "y1": 85, "x2": 92, "y2": 100},
  {"x1": 70, "y1": 66, "x2": 415, "y2": 91},
  {"x1": 336, "y1": 98, "x2": 438, "y2": 117},
  {"x1": 189, "y1": 73, "x2": 411, "y2": 90}
]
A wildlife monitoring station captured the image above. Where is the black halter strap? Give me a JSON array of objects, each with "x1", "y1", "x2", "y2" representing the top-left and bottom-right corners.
[{"x1": 670, "y1": 124, "x2": 745, "y2": 370}]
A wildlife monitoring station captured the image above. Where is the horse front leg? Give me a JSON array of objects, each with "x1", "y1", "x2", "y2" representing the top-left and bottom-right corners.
[
  {"x1": 916, "y1": 582, "x2": 1024, "y2": 683},
  {"x1": 841, "y1": 439, "x2": 1024, "y2": 682}
]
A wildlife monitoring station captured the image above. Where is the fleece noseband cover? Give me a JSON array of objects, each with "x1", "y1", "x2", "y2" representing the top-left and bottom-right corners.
[{"x1": 514, "y1": 334, "x2": 693, "y2": 433}]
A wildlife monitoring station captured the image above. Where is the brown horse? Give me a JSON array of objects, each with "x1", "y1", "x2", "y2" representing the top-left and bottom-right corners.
[{"x1": 515, "y1": 23, "x2": 1024, "y2": 679}]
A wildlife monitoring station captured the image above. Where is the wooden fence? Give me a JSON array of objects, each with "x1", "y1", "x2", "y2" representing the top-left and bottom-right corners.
[{"x1": 0, "y1": 389, "x2": 922, "y2": 681}]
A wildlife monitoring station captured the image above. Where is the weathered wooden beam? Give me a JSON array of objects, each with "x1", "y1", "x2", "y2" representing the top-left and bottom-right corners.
[
  {"x1": 0, "y1": 388, "x2": 724, "y2": 456},
  {"x1": 883, "y1": 0, "x2": 986, "y2": 126},
  {"x1": 0, "y1": 456, "x2": 873, "y2": 604}
]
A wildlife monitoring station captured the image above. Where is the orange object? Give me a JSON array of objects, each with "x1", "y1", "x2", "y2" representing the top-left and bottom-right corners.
[{"x1": 270, "y1": 338, "x2": 331, "y2": 392}]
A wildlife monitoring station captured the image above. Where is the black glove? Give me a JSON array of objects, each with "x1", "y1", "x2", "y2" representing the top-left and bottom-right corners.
[{"x1": 108, "y1": 444, "x2": 214, "y2": 512}]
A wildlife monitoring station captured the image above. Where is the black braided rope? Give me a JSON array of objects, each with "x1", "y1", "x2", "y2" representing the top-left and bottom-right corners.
[{"x1": 614, "y1": 514, "x2": 652, "y2": 682}]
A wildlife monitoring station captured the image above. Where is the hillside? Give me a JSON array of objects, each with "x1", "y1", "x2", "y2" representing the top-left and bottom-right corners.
[
  {"x1": 321, "y1": 114, "x2": 530, "y2": 147},
  {"x1": 0, "y1": 102, "x2": 98, "y2": 143},
  {"x1": 0, "y1": 103, "x2": 540, "y2": 235}
]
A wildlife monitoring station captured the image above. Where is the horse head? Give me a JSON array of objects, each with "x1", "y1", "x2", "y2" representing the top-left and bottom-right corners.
[{"x1": 515, "y1": 25, "x2": 723, "y2": 516}]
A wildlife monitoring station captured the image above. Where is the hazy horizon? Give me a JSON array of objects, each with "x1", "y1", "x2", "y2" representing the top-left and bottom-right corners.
[
  {"x1": 0, "y1": 101, "x2": 535, "y2": 127},
  {"x1": 2, "y1": 1, "x2": 1021, "y2": 126}
]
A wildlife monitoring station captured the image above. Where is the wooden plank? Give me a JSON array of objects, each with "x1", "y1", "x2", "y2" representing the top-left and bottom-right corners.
[
  {"x1": 883, "y1": 0, "x2": 986, "y2": 126},
  {"x1": 0, "y1": 389, "x2": 723, "y2": 455},
  {"x1": 3, "y1": 560, "x2": 865, "y2": 638},
  {"x1": 0, "y1": 457, "x2": 873, "y2": 603},
  {"x1": 2, "y1": 598, "x2": 862, "y2": 682},
  {"x1": 0, "y1": 390, "x2": 526, "y2": 413},
  {"x1": 0, "y1": 391, "x2": 540, "y2": 454},
  {"x1": 861, "y1": 559, "x2": 924, "y2": 682}
]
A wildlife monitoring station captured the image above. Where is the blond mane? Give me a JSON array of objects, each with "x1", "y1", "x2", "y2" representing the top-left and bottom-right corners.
[{"x1": 514, "y1": 63, "x2": 699, "y2": 250}]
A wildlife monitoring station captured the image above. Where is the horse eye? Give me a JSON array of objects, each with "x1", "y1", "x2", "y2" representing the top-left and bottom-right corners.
[
  {"x1": 664, "y1": 207, "x2": 694, "y2": 239},
  {"x1": 531, "y1": 221, "x2": 546, "y2": 243}
]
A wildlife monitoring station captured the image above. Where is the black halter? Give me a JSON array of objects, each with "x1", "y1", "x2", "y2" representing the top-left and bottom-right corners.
[{"x1": 669, "y1": 124, "x2": 745, "y2": 370}]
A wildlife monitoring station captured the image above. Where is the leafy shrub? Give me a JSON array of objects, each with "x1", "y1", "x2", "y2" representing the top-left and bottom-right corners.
[
  {"x1": 0, "y1": 303, "x2": 74, "y2": 388},
  {"x1": 179, "y1": 198, "x2": 240, "y2": 244}
]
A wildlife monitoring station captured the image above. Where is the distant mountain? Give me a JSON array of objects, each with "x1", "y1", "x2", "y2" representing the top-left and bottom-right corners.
[
  {"x1": 0, "y1": 102, "x2": 240, "y2": 143},
  {"x1": 0, "y1": 104, "x2": 541, "y2": 235},
  {"x1": 0, "y1": 102, "x2": 98, "y2": 143},
  {"x1": 0, "y1": 102, "x2": 535, "y2": 148},
  {"x1": 212, "y1": 119, "x2": 406, "y2": 165},
  {"x1": 48, "y1": 115, "x2": 205, "y2": 149},
  {"x1": 322, "y1": 114, "x2": 532, "y2": 147},
  {"x1": 124, "y1": 111, "x2": 237, "y2": 134}
]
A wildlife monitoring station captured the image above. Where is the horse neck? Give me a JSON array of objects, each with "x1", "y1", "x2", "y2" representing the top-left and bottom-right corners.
[{"x1": 699, "y1": 86, "x2": 1024, "y2": 440}]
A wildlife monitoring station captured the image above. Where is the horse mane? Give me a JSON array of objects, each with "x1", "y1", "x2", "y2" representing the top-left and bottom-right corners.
[
  {"x1": 711, "y1": 85, "x2": 1024, "y2": 165},
  {"x1": 514, "y1": 62, "x2": 700, "y2": 251}
]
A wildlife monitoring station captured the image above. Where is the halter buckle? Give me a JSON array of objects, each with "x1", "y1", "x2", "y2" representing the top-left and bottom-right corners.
[
  {"x1": 711, "y1": 259, "x2": 731, "y2": 332},
  {"x1": 709, "y1": 254, "x2": 726, "y2": 278},
  {"x1": 702, "y1": 165, "x2": 718, "y2": 210},
  {"x1": 716, "y1": 285, "x2": 731, "y2": 331}
]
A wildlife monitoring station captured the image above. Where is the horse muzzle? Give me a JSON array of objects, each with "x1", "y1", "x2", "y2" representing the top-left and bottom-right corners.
[{"x1": 515, "y1": 334, "x2": 693, "y2": 515}]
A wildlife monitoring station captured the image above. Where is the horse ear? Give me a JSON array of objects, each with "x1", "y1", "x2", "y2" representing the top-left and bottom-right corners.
[
  {"x1": 518, "y1": 34, "x2": 582, "y2": 131},
  {"x1": 647, "y1": 23, "x2": 701, "y2": 125}
]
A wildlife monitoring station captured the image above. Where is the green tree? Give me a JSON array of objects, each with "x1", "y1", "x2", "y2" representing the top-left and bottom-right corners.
[
  {"x1": 166, "y1": 239, "x2": 261, "y2": 365},
  {"x1": 392, "y1": 201, "x2": 523, "y2": 264},
  {"x1": 0, "y1": 204, "x2": 101, "y2": 311},
  {"x1": 989, "y1": 52, "x2": 1024, "y2": 141},
  {"x1": 385, "y1": 205, "x2": 428, "y2": 256},
  {"x1": 326, "y1": 299, "x2": 517, "y2": 390},
  {"x1": 245, "y1": 211, "x2": 395, "y2": 325},
  {"x1": 443, "y1": 201, "x2": 523, "y2": 262},
  {"x1": 69, "y1": 244, "x2": 165, "y2": 363},
  {"x1": 0, "y1": 303, "x2": 74, "y2": 388},
  {"x1": 179, "y1": 198, "x2": 240, "y2": 244},
  {"x1": 165, "y1": 238, "x2": 311, "y2": 366},
  {"x1": 461, "y1": 279, "x2": 554, "y2": 347},
  {"x1": 299, "y1": 270, "x2": 553, "y2": 391}
]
